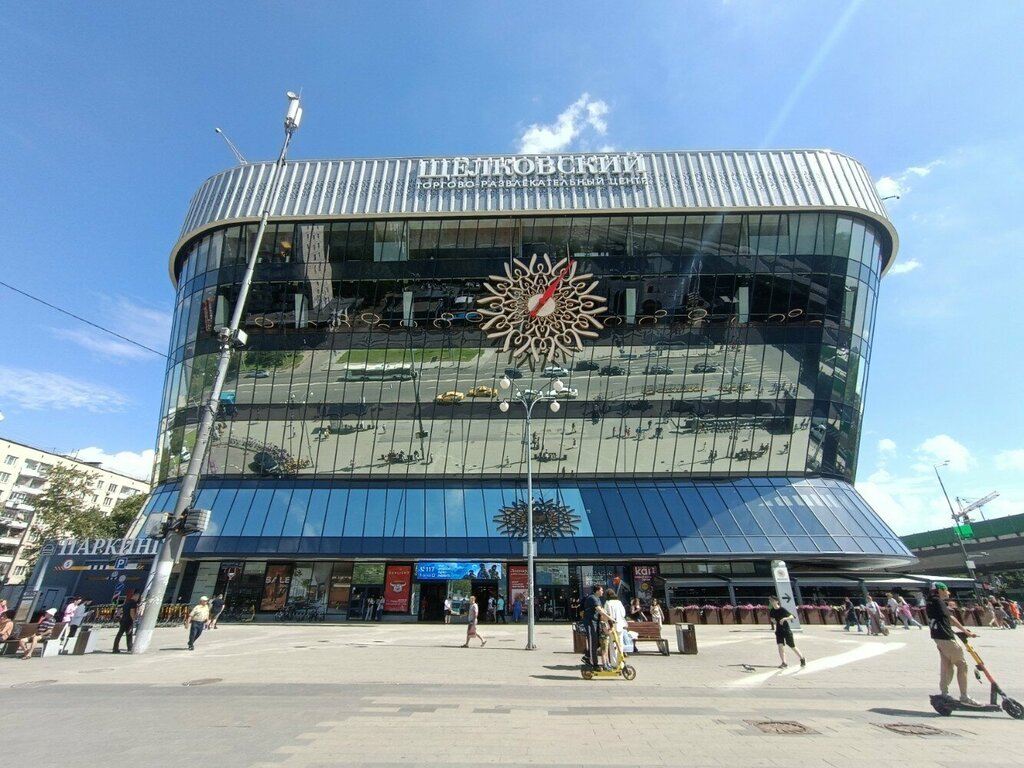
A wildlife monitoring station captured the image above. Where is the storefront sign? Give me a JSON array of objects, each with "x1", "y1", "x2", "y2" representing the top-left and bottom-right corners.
[
  {"x1": 260, "y1": 564, "x2": 293, "y2": 611},
  {"x1": 415, "y1": 153, "x2": 648, "y2": 190},
  {"x1": 384, "y1": 565, "x2": 412, "y2": 613},
  {"x1": 54, "y1": 538, "x2": 161, "y2": 557},
  {"x1": 415, "y1": 561, "x2": 503, "y2": 580},
  {"x1": 633, "y1": 564, "x2": 659, "y2": 602}
]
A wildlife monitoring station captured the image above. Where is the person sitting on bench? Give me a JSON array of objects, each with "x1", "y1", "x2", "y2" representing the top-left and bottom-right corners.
[{"x1": 19, "y1": 607, "x2": 56, "y2": 659}]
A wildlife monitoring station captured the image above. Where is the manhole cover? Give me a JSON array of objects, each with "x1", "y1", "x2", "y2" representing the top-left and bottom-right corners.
[
  {"x1": 182, "y1": 678, "x2": 222, "y2": 687},
  {"x1": 876, "y1": 723, "x2": 951, "y2": 737},
  {"x1": 10, "y1": 680, "x2": 57, "y2": 689},
  {"x1": 748, "y1": 720, "x2": 816, "y2": 735}
]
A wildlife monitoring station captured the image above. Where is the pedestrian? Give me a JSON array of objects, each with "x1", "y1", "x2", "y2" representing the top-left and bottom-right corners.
[
  {"x1": 926, "y1": 582, "x2": 981, "y2": 706},
  {"x1": 512, "y1": 595, "x2": 523, "y2": 623},
  {"x1": 487, "y1": 595, "x2": 497, "y2": 622},
  {"x1": 496, "y1": 595, "x2": 506, "y2": 623},
  {"x1": 364, "y1": 594, "x2": 375, "y2": 621},
  {"x1": 864, "y1": 594, "x2": 887, "y2": 635},
  {"x1": 896, "y1": 595, "x2": 923, "y2": 629},
  {"x1": 628, "y1": 597, "x2": 648, "y2": 622},
  {"x1": 69, "y1": 599, "x2": 91, "y2": 638},
  {"x1": 603, "y1": 589, "x2": 630, "y2": 662},
  {"x1": 443, "y1": 595, "x2": 453, "y2": 624},
  {"x1": 843, "y1": 597, "x2": 863, "y2": 632},
  {"x1": 460, "y1": 595, "x2": 486, "y2": 647},
  {"x1": 112, "y1": 590, "x2": 139, "y2": 654},
  {"x1": 209, "y1": 594, "x2": 226, "y2": 629},
  {"x1": 0, "y1": 609, "x2": 14, "y2": 643},
  {"x1": 375, "y1": 595, "x2": 385, "y2": 621},
  {"x1": 581, "y1": 585, "x2": 609, "y2": 669},
  {"x1": 886, "y1": 593, "x2": 900, "y2": 625},
  {"x1": 62, "y1": 596, "x2": 81, "y2": 625},
  {"x1": 186, "y1": 596, "x2": 211, "y2": 651},
  {"x1": 768, "y1": 596, "x2": 806, "y2": 669},
  {"x1": 650, "y1": 598, "x2": 664, "y2": 626},
  {"x1": 19, "y1": 607, "x2": 57, "y2": 659}
]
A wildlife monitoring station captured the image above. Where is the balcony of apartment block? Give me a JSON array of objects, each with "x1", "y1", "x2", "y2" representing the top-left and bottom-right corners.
[
  {"x1": 15, "y1": 466, "x2": 45, "y2": 480},
  {"x1": 11, "y1": 482, "x2": 43, "y2": 496},
  {"x1": 0, "y1": 552, "x2": 14, "y2": 565},
  {"x1": 0, "y1": 535, "x2": 23, "y2": 549},
  {"x1": 0, "y1": 511, "x2": 30, "y2": 530}
]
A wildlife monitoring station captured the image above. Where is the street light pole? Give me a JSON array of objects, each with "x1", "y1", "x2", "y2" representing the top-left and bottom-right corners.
[
  {"x1": 933, "y1": 461, "x2": 977, "y2": 596},
  {"x1": 134, "y1": 92, "x2": 303, "y2": 655},
  {"x1": 499, "y1": 376, "x2": 564, "y2": 650}
]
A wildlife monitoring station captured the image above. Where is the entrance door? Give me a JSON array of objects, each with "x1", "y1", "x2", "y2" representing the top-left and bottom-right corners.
[
  {"x1": 419, "y1": 582, "x2": 447, "y2": 621},
  {"x1": 472, "y1": 581, "x2": 498, "y2": 622}
]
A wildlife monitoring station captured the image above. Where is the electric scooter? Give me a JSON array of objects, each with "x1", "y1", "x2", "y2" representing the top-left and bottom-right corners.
[
  {"x1": 580, "y1": 623, "x2": 637, "y2": 681},
  {"x1": 929, "y1": 632, "x2": 1023, "y2": 719}
]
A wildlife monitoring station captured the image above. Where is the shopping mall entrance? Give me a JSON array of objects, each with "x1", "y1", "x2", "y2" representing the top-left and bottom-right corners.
[
  {"x1": 418, "y1": 582, "x2": 448, "y2": 621},
  {"x1": 472, "y1": 581, "x2": 499, "y2": 621}
]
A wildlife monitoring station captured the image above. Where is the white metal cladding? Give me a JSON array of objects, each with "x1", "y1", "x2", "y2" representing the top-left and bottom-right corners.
[{"x1": 173, "y1": 149, "x2": 898, "y2": 266}]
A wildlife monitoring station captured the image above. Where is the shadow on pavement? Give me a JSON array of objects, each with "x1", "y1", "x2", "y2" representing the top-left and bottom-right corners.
[
  {"x1": 867, "y1": 707, "x2": 977, "y2": 719},
  {"x1": 530, "y1": 674, "x2": 583, "y2": 681}
]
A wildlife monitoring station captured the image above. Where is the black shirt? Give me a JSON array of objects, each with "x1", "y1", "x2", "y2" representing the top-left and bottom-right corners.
[
  {"x1": 120, "y1": 598, "x2": 138, "y2": 626},
  {"x1": 768, "y1": 606, "x2": 793, "y2": 631},
  {"x1": 211, "y1": 598, "x2": 225, "y2": 613},
  {"x1": 583, "y1": 593, "x2": 602, "y2": 625},
  {"x1": 926, "y1": 595, "x2": 955, "y2": 640}
]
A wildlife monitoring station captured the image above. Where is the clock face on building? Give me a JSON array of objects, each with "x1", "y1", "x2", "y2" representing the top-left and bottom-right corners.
[{"x1": 477, "y1": 254, "x2": 606, "y2": 362}]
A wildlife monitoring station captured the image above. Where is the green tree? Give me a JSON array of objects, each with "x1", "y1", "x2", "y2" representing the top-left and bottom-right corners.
[
  {"x1": 97, "y1": 492, "x2": 148, "y2": 538},
  {"x1": 22, "y1": 465, "x2": 107, "y2": 569}
]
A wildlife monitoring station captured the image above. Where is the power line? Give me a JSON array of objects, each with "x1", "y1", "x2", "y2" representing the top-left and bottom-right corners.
[{"x1": 0, "y1": 279, "x2": 169, "y2": 360}]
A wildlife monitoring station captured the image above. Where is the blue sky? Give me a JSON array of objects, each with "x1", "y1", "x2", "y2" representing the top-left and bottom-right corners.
[{"x1": 1, "y1": 2, "x2": 1021, "y2": 535}]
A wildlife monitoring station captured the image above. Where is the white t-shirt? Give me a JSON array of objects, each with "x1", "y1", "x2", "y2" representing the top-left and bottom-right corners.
[
  {"x1": 604, "y1": 599, "x2": 627, "y2": 630},
  {"x1": 71, "y1": 604, "x2": 88, "y2": 626}
]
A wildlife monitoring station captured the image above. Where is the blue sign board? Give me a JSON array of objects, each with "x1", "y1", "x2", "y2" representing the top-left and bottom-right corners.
[{"x1": 416, "y1": 561, "x2": 503, "y2": 581}]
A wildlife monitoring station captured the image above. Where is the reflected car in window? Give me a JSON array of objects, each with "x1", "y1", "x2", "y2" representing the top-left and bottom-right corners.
[
  {"x1": 467, "y1": 385, "x2": 497, "y2": 398},
  {"x1": 573, "y1": 361, "x2": 600, "y2": 371},
  {"x1": 503, "y1": 367, "x2": 523, "y2": 379},
  {"x1": 435, "y1": 391, "x2": 466, "y2": 404},
  {"x1": 691, "y1": 364, "x2": 718, "y2": 373},
  {"x1": 542, "y1": 365, "x2": 569, "y2": 378},
  {"x1": 245, "y1": 370, "x2": 270, "y2": 378},
  {"x1": 524, "y1": 387, "x2": 579, "y2": 400},
  {"x1": 599, "y1": 365, "x2": 627, "y2": 376},
  {"x1": 644, "y1": 365, "x2": 674, "y2": 375}
]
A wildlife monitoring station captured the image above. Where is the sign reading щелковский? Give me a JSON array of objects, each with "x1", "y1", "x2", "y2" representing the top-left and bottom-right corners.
[{"x1": 416, "y1": 153, "x2": 648, "y2": 190}]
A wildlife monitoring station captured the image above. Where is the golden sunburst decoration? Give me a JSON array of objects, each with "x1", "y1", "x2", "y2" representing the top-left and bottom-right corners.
[
  {"x1": 477, "y1": 254, "x2": 606, "y2": 363},
  {"x1": 493, "y1": 497, "x2": 582, "y2": 539}
]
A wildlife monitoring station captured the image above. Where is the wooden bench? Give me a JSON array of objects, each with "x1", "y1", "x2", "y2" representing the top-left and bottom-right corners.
[
  {"x1": 2, "y1": 622, "x2": 69, "y2": 658},
  {"x1": 627, "y1": 621, "x2": 670, "y2": 656}
]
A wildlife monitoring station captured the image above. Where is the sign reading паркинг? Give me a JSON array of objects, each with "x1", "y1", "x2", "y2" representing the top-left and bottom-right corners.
[
  {"x1": 53, "y1": 538, "x2": 161, "y2": 557},
  {"x1": 416, "y1": 153, "x2": 648, "y2": 189}
]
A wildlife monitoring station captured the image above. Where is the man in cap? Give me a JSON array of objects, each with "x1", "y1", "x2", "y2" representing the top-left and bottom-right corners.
[
  {"x1": 19, "y1": 607, "x2": 57, "y2": 659},
  {"x1": 186, "y1": 596, "x2": 211, "y2": 651},
  {"x1": 926, "y1": 582, "x2": 981, "y2": 705}
]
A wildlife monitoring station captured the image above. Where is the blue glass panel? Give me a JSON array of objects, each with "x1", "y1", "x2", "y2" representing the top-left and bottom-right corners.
[
  {"x1": 463, "y1": 487, "x2": 488, "y2": 536},
  {"x1": 220, "y1": 488, "x2": 253, "y2": 536},
  {"x1": 617, "y1": 538, "x2": 641, "y2": 555},
  {"x1": 833, "y1": 536, "x2": 861, "y2": 552},
  {"x1": 363, "y1": 487, "x2": 385, "y2": 536},
  {"x1": 236, "y1": 537, "x2": 259, "y2": 553},
  {"x1": 580, "y1": 489, "x2": 614, "y2": 536},
  {"x1": 777, "y1": 488, "x2": 828, "y2": 534},
  {"x1": 444, "y1": 488, "x2": 467, "y2": 537},
  {"x1": 745, "y1": 536, "x2": 771, "y2": 551},
  {"x1": 404, "y1": 487, "x2": 426, "y2": 537},
  {"x1": 738, "y1": 487, "x2": 787, "y2": 535},
  {"x1": 402, "y1": 537, "x2": 425, "y2": 555},
  {"x1": 598, "y1": 488, "x2": 637, "y2": 538},
  {"x1": 240, "y1": 490, "x2": 272, "y2": 536},
  {"x1": 256, "y1": 537, "x2": 279, "y2": 553},
  {"x1": 657, "y1": 487, "x2": 697, "y2": 535},
  {"x1": 768, "y1": 536, "x2": 795, "y2": 551},
  {"x1": 297, "y1": 538, "x2": 319, "y2": 554},
  {"x1": 481, "y1": 488, "x2": 504, "y2": 536},
  {"x1": 278, "y1": 537, "x2": 300, "y2": 553},
  {"x1": 811, "y1": 536, "x2": 839, "y2": 551},
  {"x1": 551, "y1": 537, "x2": 577, "y2": 555},
  {"x1": 678, "y1": 487, "x2": 721, "y2": 536},
  {"x1": 557, "y1": 488, "x2": 593, "y2": 536},
  {"x1": 619, "y1": 487, "x2": 657, "y2": 537},
  {"x1": 842, "y1": 489, "x2": 891, "y2": 538},
  {"x1": 320, "y1": 537, "x2": 341, "y2": 554},
  {"x1": 637, "y1": 537, "x2": 661, "y2": 555},
  {"x1": 423, "y1": 489, "x2": 446, "y2": 537},
  {"x1": 699, "y1": 486, "x2": 743, "y2": 535},
  {"x1": 260, "y1": 487, "x2": 294, "y2": 537},
  {"x1": 446, "y1": 538, "x2": 470, "y2": 555},
  {"x1": 280, "y1": 488, "x2": 311, "y2": 537},
  {"x1": 789, "y1": 536, "x2": 815, "y2": 551},
  {"x1": 702, "y1": 537, "x2": 728, "y2": 553},
  {"x1": 818, "y1": 489, "x2": 868, "y2": 535},
  {"x1": 304, "y1": 488, "x2": 331, "y2": 536},
  {"x1": 381, "y1": 487, "x2": 406, "y2": 538},
  {"x1": 343, "y1": 488, "x2": 367, "y2": 536},
  {"x1": 725, "y1": 538, "x2": 752, "y2": 553},
  {"x1": 721, "y1": 487, "x2": 764, "y2": 534},
  {"x1": 636, "y1": 486, "x2": 679, "y2": 538},
  {"x1": 596, "y1": 537, "x2": 622, "y2": 554},
  {"x1": 362, "y1": 537, "x2": 385, "y2": 554}
]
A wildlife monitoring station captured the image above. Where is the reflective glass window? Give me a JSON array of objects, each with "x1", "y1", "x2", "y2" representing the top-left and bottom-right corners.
[
  {"x1": 342, "y1": 488, "x2": 367, "y2": 536},
  {"x1": 424, "y1": 489, "x2": 446, "y2": 536},
  {"x1": 220, "y1": 488, "x2": 253, "y2": 536},
  {"x1": 678, "y1": 487, "x2": 721, "y2": 536},
  {"x1": 278, "y1": 487, "x2": 311, "y2": 537},
  {"x1": 303, "y1": 488, "x2": 330, "y2": 537},
  {"x1": 240, "y1": 490, "x2": 272, "y2": 536},
  {"x1": 698, "y1": 487, "x2": 743, "y2": 535}
]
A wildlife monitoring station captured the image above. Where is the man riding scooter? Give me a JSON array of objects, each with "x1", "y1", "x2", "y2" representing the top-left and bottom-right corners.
[{"x1": 927, "y1": 582, "x2": 981, "y2": 706}]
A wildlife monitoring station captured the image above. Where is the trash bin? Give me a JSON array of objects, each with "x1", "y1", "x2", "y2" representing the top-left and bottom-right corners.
[
  {"x1": 572, "y1": 623, "x2": 589, "y2": 654},
  {"x1": 675, "y1": 622, "x2": 698, "y2": 654},
  {"x1": 71, "y1": 626, "x2": 98, "y2": 655}
]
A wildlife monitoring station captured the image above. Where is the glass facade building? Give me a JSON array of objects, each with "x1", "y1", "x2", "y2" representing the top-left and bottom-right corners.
[{"x1": 144, "y1": 150, "x2": 914, "y2": 618}]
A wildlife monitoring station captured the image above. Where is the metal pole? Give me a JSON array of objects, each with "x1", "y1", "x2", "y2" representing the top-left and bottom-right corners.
[
  {"x1": 934, "y1": 463, "x2": 977, "y2": 597},
  {"x1": 134, "y1": 93, "x2": 302, "y2": 655},
  {"x1": 525, "y1": 402, "x2": 536, "y2": 650}
]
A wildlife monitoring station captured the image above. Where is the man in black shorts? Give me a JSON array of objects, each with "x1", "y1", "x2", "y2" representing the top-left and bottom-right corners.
[
  {"x1": 926, "y1": 582, "x2": 980, "y2": 705},
  {"x1": 768, "y1": 596, "x2": 806, "y2": 669}
]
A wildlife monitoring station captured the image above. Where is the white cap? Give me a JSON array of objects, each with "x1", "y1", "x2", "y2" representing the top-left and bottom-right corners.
[
  {"x1": 200, "y1": 596, "x2": 209, "y2": 601},
  {"x1": 45, "y1": 607, "x2": 57, "y2": 615}
]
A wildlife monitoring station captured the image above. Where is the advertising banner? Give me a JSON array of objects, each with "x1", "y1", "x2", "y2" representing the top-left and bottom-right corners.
[
  {"x1": 632, "y1": 564, "x2": 659, "y2": 603},
  {"x1": 509, "y1": 565, "x2": 529, "y2": 603},
  {"x1": 260, "y1": 564, "x2": 293, "y2": 611},
  {"x1": 384, "y1": 564, "x2": 412, "y2": 613},
  {"x1": 415, "y1": 561, "x2": 503, "y2": 581}
]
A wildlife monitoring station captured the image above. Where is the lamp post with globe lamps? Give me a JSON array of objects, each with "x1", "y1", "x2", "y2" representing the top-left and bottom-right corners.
[{"x1": 498, "y1": 374, "x2": 565, "y2": 650}]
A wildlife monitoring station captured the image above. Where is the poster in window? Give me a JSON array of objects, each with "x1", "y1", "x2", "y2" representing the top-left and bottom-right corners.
[
  {"x1": 260, "y1": 564, "x2": 293, "y2": 611},
  {"x1": 383, "y1": 564, "x2": 412, "y2": 613},
  {"x1": 509, "y1": 565, "x2": 529, "y2": 604},
  {"x1": 633, "y1": 564, "x2": 658, "y2": 603}
]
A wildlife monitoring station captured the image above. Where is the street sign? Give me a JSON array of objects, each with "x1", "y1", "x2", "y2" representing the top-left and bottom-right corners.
[{"x1": 955, "y1": 523, "x2": 974, "y2": 539}]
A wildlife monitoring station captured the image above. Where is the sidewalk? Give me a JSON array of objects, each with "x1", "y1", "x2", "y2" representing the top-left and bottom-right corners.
[{"x1": 4, "y1": 622, "x2": 1022, "y2": 767}]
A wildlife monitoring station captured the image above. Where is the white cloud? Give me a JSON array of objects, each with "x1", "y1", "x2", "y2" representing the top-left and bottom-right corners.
[
  {"x1": 994, "y1": 449, "x2": 1024, "y2": 472},
  {"x1": 887, "y1": 259, "x2": 922, "y2": 275},
  {"x1": 73, "y1": 446, "x2": 154, "y2": 482},
  {"x1": 0, "y1": 366, "x2": 130, "y2": 413},
  {"x1": 875, "y1": 158, "x2": 945, "y2": 199},
  {"x1": 49, "y1": 295, "x2": 171, "y2": 362},
  {"x1": 878, "y1": 438, "x2": 897, "y2": 454},
  {"x1": 517, "y1": 93, "x2": 611, "y2": 154},
  {"x1": 915, "y1": 434, "x2": 973, "y2": 473}
]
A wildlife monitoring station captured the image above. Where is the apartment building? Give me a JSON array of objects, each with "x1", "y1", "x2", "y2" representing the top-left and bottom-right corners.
[{"x1": 0, "y1": 437, "x2": 151, "y2": 584}]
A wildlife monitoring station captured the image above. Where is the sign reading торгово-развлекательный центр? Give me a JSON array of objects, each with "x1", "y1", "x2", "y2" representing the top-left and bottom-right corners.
[{"x1": 415, "y1": 153, "x2": 649, "y2": 190}]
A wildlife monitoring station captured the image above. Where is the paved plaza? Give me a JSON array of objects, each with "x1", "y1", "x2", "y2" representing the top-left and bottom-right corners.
[{"x1": 4, "y1": 621, "x2": 1022, "y2": 766}]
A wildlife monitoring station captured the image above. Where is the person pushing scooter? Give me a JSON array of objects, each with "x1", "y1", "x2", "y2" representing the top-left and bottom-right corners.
[{"x1": 927, "y1": 582, "x2": 981, "y2": 706}]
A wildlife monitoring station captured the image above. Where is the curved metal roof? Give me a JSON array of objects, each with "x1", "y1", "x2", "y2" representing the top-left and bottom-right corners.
[{"x1": 171, "y1": 149, "x2": 899, "y2": 280}]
